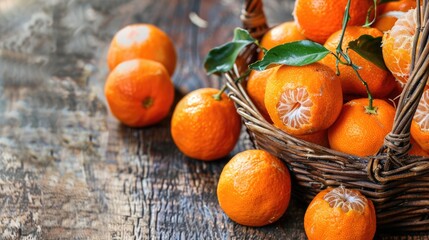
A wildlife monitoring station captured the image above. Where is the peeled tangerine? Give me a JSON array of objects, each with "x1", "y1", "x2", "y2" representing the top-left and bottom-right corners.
[
  {"x1": 304, "y1": 186, "x2": 376, "y2": 240},
  {"x1": 382, "y1": 8, "x2": 417, "y2": 86},
  {"x1": 264, "y1": 63, "x2": 343, "y2": 136}
]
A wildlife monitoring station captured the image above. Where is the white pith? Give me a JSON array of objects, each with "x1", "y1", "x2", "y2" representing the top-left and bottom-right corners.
[
  {"x1": 277, "y1": 87, "x2": 313, "y2": 129},
  {"x1": 323, "y1": 186, "x2": 367, "y2": 213}
]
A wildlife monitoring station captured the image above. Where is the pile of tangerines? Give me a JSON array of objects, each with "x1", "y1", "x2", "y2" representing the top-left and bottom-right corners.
[{"x1": 103, "y1": 0, "x2": 425, "y2": 239}]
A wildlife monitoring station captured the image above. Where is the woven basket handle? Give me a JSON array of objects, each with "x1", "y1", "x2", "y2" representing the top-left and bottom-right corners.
[
  {"x1": 240, "y1": 0, "x2": 269, "y2": 40},
  {"x1": 379, "y1": 4, "x2": 429, "y2": 168}
]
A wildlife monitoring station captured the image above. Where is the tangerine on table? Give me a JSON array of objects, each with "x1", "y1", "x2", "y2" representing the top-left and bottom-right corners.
[
  {"x1": 170, "y1": 88, "x2": 241, "y2": 161},
  {"x1": 264, "y1": 63, "x2": 343, "y2": 136},
  {"x1": 104, "y1": 59, "x2": 174, "y2": 127},
  {"x1": 328, "y1": 98, "x2": 396, "y2": 157},
  {"x1": 107, "y1": 23, "x2": 177, "y2": 76},
  {"x1": 321, "y1": 26, "x2": 396, "y2": 98},
  {"x1": 382, "y1": 8, "x2": 417, "y2": 86},
  {"x1": 304, "y1": 186, "x2": 376, "y2": 240},
  {"x1": 258, "y1": 21, "x2": 306, "y2": 59},
  {"x1": 293, "y1": 0, "x2": 372, "y2": 44},
  {"x1": 217, "y1": 149, "x2": 291, "y2": 227},
  {"x1": 374, "y1": 0, "x2": 418, "y2": 32}
]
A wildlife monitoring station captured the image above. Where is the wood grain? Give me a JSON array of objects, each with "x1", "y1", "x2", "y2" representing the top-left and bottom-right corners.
[{"x1": 0, "y1": 0, "x2": 428, "y2": 239}]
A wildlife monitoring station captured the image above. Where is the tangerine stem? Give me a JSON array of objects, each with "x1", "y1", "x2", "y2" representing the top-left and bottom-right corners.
[
  {"x1": 334, "y1": 0, "x2": 374, "y2": 112},
  {"x1": 363, "y1": 0, "x2": 378, "y2": 27}
]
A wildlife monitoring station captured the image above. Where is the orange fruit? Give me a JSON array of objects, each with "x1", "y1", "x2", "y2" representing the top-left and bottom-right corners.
[
  {"x1": 246, "y1": 68, "x2": 277, "y2": 121},
  {"x1": 374, "y1": 12, "x2": 406, "y2": 32},
  {"x1": 382, "y1": 8, "x2": 417, "y2": 86},
  {"x1": 217, "y1": 149, "x2": 291, "y2": 227},
  {"x1": 410, "y1": 88, "x2": 429, "y2": 152},
  {"x1": 264, "y1": 63, "x2": 343, "y2": 135},
  {"x1": 104, "y1": 59, "x2": 174, "y2": 127},
  {"x1": 293, "y1": 0, "x2": 372, "y2": 44},
  {"x1": 107, "y1": 23, "x2": 177, "y2": 75},
  {"x1": 304, "y1": 186, "x2": 376, "y2": 240},
  {"x1": 374, "y1": 0, "x2": 417, "y2": 32},
  {"x1": 328, "y1": 98, "x2": 396, "y2": 157},
  {"x1": 321, "y1": 26, "x2": 396, "y2": 98},
  {"x1": 170, "y1": 88, "x2": 241, "y2": 161},
  {"x1": 259, "y1": 21, "x2": 306, "y2": 59},
  {"x1": 409, "y1": 138, "x2": 429, "y2": 156},
  {"x1": 379, "y1": 0, "x2": 417, "y2": 12}
]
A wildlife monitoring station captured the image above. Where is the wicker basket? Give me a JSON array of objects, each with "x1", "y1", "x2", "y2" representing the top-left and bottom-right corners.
[{"x1": 226, "y1": 0, "x2": 429, "y2": 232}]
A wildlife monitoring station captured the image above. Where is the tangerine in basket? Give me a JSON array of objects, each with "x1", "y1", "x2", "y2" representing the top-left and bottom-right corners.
[
  {"x1": 410, "y1": 88, "x2": 429, "y2": 152},
  {"x1": 258, "y1": 21, "x2": 306, "y2": 59},
  {"x1": 264, "y1": 63, "x2": 343, "y2": 135},
  {"x1": 304, "y1": 186, "x2": 376, "y2": 240},
  {"x1": 171, "y1": 88, "x2": 241, "y2": 161},
  {"x1": 293, "y1": 0, "x2": 372, "y2": 44},
  {"x1": 107, "y1": 23, "x2": 177, "y2": 75},
  {"x1": 321, "y1": 26, "x2": 396, "y2": 98},
  {"x1": 374, "y1": 0, "x2": 417, "y2": 32},
  {"x1": 217, "y1": 149, "x2": 291, "y2": 227},
  {"x1": 382, "y1": 8, "x2": 418, "y2": 86},
  {"x1": 328, "y1": 98, "x2": 395, "y2": 157},
  {"x1": 246, "y1": 67, "x2": 278, "y2": 122},
  {"x1": 104, "y1": 59, "x2": 174, "y2": 127}
]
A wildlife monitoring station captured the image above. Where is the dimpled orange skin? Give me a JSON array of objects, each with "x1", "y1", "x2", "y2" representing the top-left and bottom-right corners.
[
  {"x1": 264, "y1": 63, "x2": 343, "y2": 135},
  {"x1": 170, "y1": 88, "x2": 241, "y2": 161},
  {"x1": 104, "y1": 59, "x2": 174, "y2": 127},
  {"x1": 258, "y1": 21, "x2": 306, "y2": 59},
  {"x1": 293, "y1": 0, "x2": 372, "y2": 44},
  {"x1": 107, "y1": 24, "x2": 177, "y2": 76},
  {"x1": 328, "y1": 98, "x2": 396, "y2": 157},
  {"x1": 217, "y1": 149, "x2": 291, "y2": 227},
  {"x1": 321, "y1": 26, "x2": 395, "y2": 98},
  {"x1": 304, "y1": 188, "x2": 377, "y2": 240},
  {"x1": 246, "y1": 68, "x2": 278, "y2": 122}
]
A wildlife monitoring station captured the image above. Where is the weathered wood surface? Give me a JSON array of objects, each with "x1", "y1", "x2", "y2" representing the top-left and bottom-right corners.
[{"x1": 0, "y1": 0, "x2": 428, "y2": 239}]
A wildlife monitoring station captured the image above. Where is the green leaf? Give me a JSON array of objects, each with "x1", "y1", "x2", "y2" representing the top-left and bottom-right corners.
[
  {"x1": 204, "y1": 28, "x2": 255, "y2": 75},
  {"x1": 249, "y1": 40, "x2": 330, "y2": 71},
  {"x1": 348, "y1": 35, "x2": 387, "y2": 71},
  {"x1": 233, "y1": 28, "x2": 255, "y2": 42}
]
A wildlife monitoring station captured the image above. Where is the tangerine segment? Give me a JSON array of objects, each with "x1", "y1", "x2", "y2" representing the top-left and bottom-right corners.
[
  {"x1": 411, "y1": 89, "x2": 429, "y2": 152},
  {"x1": 382, "y1": 8, "x2": 416, "y2": 85},
  {"x1": 107, "y1": 24, "x2": 177, "y2": 75},
  {"x1": 328, "y1": 98, "x2": 395, "y2": 157},
  {"x1": 293, "y1": 0, "x2": 372, "y2": 44},
  {"x1": 104, "y1": 59, "x2": 174, "y2": 127},
  {"x1": 170, "y1": 88, "x2": 241, "y2": 161},
  {"x1": 265, "y1": 63, "x2": 343, "y2": 135},
  {"x1": 321, "y1": 26, "x2": 395, "y2": 98},
  {"x1": 304, "y1": 187, "x2": 376, "y2": 240},
  {"x1": 217, "y1": 149, "x2": 291, "y2": 227}
]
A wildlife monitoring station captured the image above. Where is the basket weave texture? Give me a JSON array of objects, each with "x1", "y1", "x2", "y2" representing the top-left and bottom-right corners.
[{"x1": 226, "y1": 0, "x2": 429, "y2": 232}]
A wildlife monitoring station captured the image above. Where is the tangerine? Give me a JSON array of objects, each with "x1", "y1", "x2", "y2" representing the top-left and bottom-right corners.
[
  {"x1": 107, "y1": 24, "x2": 177, "y2": 75},
  {"x1": 304, "y1": 186, "x2": 376, "y2": 240},
  {"x1": 264, "y1": 63, "x2": 343, "y2": 135},
  {"x1": 293, "y1": 0, "x2": 372, "y2": 44},
  {"x1": 217, "y1": 149, "x2": 291, "y2": 227},
  {"x1": 328, "y1": 98, "x2": 396, "y2": 157},
  {"x1": 104, "y1": 59, "x2": 174, "y2": 127},
  {"x1": 171, "y1": 88, "x2": 241, "y2": 161}
]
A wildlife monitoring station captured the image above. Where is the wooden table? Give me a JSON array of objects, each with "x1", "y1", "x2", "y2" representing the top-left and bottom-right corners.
[{"x1": 1, "y1": 0, "x2": 428, "y2": 239}]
